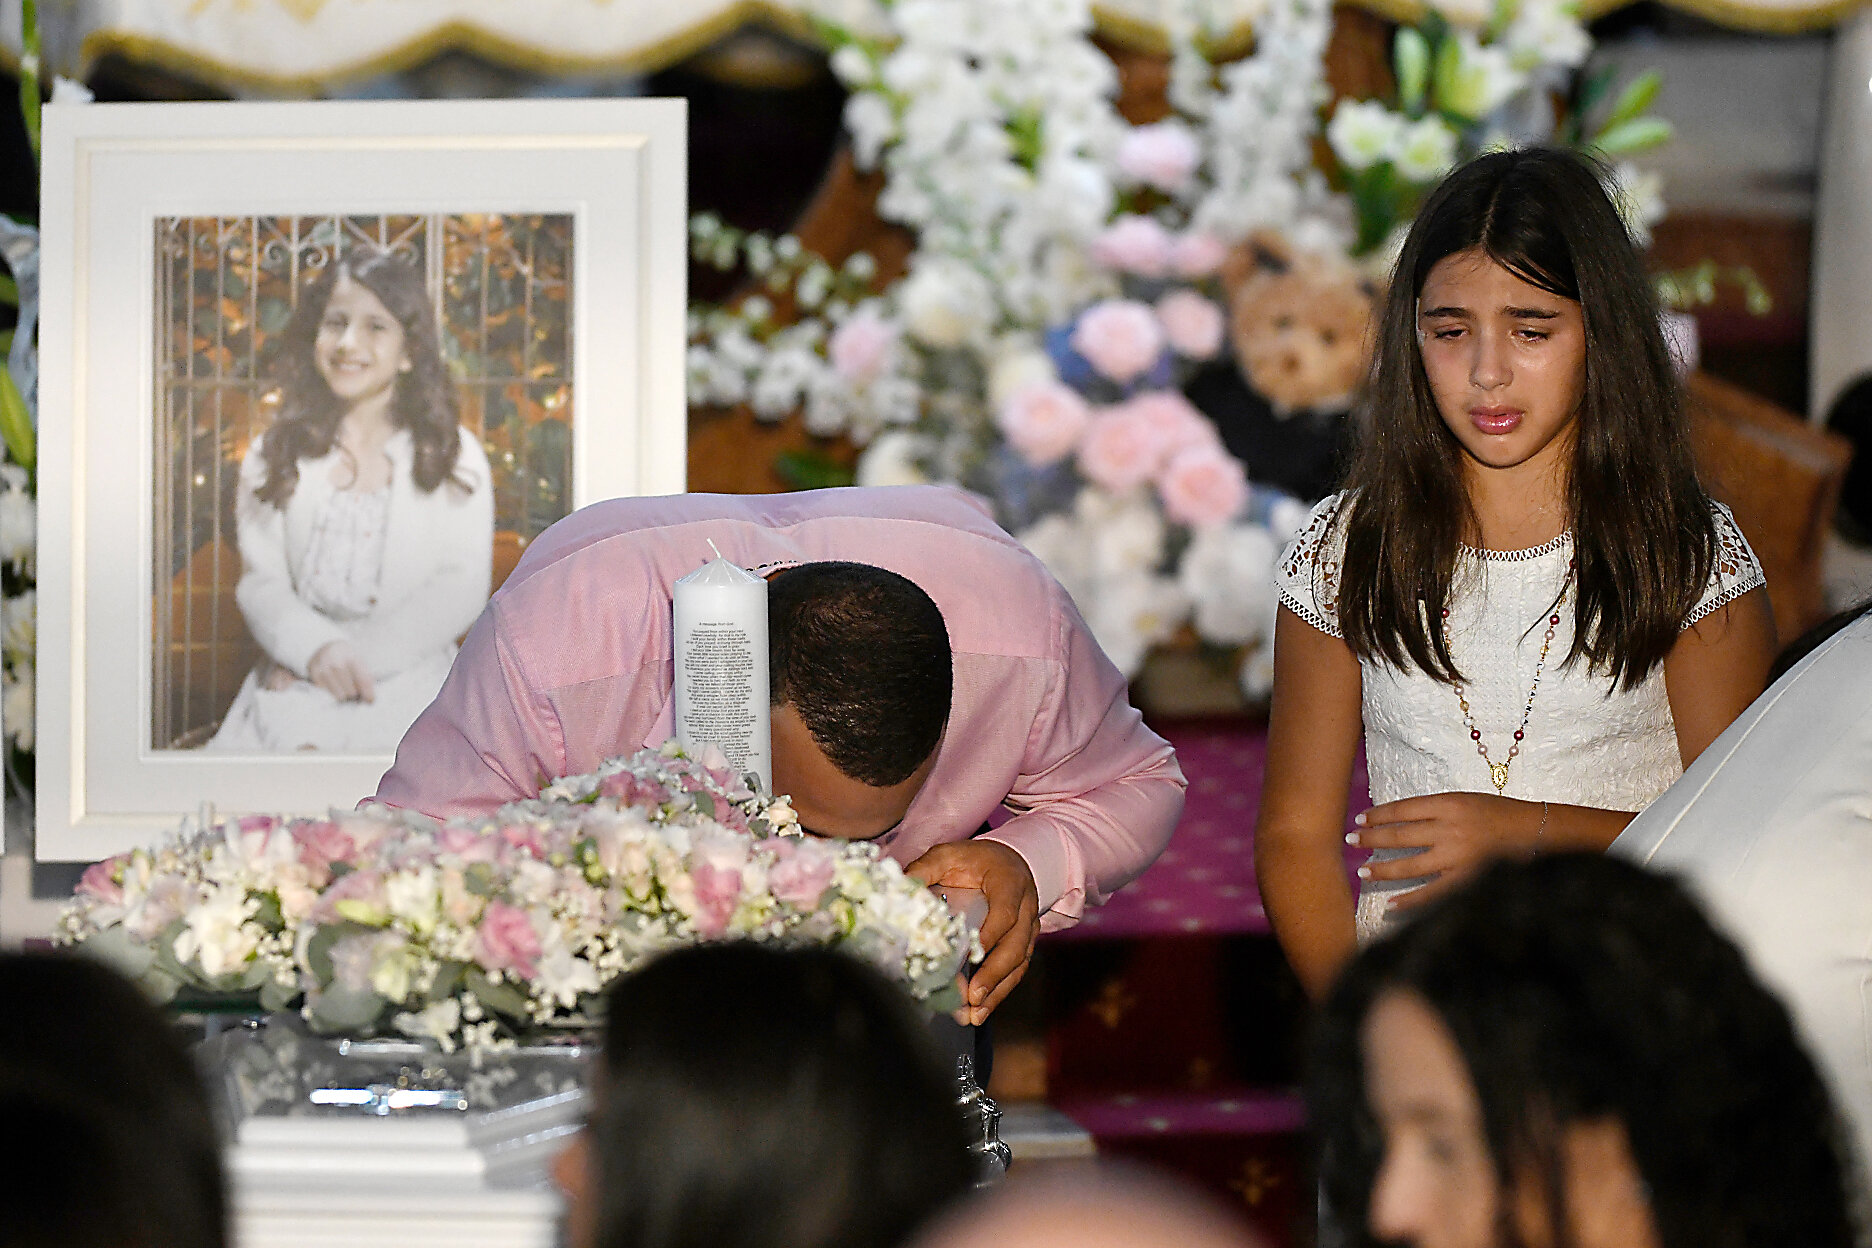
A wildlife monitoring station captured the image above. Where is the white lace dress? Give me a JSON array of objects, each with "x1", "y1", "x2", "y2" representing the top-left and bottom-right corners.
[{"x1": 1274, "y1": 491, "x2": 1766, "y2": 938}]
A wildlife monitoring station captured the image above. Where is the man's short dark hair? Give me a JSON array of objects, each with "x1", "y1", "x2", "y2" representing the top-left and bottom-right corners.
[{"x1": 769, "y1": 562, "x2": 951, "y2": 787}]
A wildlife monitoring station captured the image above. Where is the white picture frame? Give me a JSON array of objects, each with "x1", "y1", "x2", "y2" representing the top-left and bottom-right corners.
[{"x1": 36, "y1": 98, "x2": 688, "y2": 861}]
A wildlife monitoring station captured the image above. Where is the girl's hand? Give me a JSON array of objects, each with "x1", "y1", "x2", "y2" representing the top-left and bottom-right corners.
[
  {"x1": 307, "y1": 641, "x2": 377, "y2": 703},
  {"x1": 1349, "y1": 793, "x2": 1545, "y2": 910}
]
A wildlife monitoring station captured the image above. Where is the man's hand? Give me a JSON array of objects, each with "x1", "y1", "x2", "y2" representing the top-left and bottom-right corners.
[{"x1": 907, "y1": 839, "x2": 1040, "y2": 1027}]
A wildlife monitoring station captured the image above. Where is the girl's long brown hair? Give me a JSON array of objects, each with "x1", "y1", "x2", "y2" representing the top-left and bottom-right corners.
[
  {"x1": 256, "y1": 246, "x2": 465, "y2": 507},
  {"x1": 1333, "y1": 147, "x2": 1714, "y2": 691}
]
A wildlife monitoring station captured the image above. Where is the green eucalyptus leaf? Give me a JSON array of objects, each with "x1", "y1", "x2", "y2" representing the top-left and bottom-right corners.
[
  {"x1": 259, "y1": 976, "x2": 300, "y2": 1013},
  {"x1": 465, "y1": 969, "x2": 531, "y2": 1022},
  {"x1": 923, "y1": 979, "x2": 965, "y2": 1016},
  {"x1": 1592, "y1": 117, "x2": 1673, "y2": 156},
  {"x1": 1395, "y1": 28, "x2": 1432, "y2": 115},
  {"x1": 306, "y1": 984, "x2": 388, "y2": 1034},
  {"x1": 1605, "y1": 70, "x2": 1663, "y2": 130},
  {"x1": 0, "y1": 368, "x2": 36, "y2": 477}
]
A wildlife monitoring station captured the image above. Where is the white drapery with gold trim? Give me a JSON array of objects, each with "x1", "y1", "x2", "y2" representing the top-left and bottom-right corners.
[{"x1": 1, "y1": 0, "x2": 1864, "y2": 94}]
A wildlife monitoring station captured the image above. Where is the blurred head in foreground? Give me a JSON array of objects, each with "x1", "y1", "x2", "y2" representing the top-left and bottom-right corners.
[
  {"x1": 554, "y1": 942, "x2": 976, "y2": 1248},
  {"x1": 0, "y1": 950, "x2": 227, "y2": 1248},
  {"x1": 1309, "y1": 854, "x2": 1858, "y2": 1248},
  {"x1": 910, "y1": 1163, "x2": 1262, "y2": 1248}
]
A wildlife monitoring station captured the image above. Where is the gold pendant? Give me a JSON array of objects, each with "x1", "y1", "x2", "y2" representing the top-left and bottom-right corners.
[{"x1": 1488, "y1": 762, "x2": 1510, "y2": 793}]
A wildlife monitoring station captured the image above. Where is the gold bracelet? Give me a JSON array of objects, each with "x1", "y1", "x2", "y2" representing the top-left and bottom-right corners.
[{"x1": 1533, "y1": 800, "x2": 1549, "y2": 856}]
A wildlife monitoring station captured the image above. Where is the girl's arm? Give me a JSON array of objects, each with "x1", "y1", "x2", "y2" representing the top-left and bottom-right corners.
[
  {"x1": 1255, "y1": 604, "x2": 1365, "y2": 1000},
  {"x1": 1356, "y1": 585, "x2": 1774, "y2": 911},
  {"x1": 1662, "y1": 585, "x2": 1775, "y2": 765}
]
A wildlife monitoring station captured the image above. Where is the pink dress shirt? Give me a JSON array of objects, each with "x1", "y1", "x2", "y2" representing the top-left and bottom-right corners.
[{"x1": 375, "y1": 486, "x2": 1184, "y2": 931}]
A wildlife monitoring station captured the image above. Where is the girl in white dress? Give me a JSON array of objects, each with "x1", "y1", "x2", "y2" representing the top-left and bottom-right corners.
[
  {"x1": 1256, "y1": 149, "x2": 1774, "y2": 999},
  {"x1": 208, "y1": 248, "x2": 492, "y2": 753}
]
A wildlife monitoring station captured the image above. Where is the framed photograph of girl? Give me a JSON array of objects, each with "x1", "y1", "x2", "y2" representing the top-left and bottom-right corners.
[{"x1": 36, "y1": 99, "x2": 687, "y2": 861}]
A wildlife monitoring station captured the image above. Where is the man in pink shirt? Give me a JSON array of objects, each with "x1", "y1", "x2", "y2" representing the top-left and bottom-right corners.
[{"x1": 376, "y1": 486, "x2": 1184, "y2": 1020}]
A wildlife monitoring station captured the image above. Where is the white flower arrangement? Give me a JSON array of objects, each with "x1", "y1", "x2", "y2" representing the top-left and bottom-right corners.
[{"x1": 59, "y1": 743, "x2": 977, "y2": 1053}]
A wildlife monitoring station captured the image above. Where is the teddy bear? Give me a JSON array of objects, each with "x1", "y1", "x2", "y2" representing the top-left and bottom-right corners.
[{"x1": 1185, "y1": 230, "x2": 1379, "y2": 501}]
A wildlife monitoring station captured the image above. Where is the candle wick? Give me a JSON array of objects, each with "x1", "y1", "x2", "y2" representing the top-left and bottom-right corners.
[{"x1": 706, "y1": 538, "x2": 725, "y2": 562}]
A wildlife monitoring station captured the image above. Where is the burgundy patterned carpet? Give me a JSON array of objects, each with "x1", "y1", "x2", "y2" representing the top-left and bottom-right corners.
[
  {"x1": 1035, "y1": 720, "x2": 1371, "y2": 1247},
  {"x1": 1049, "y1": 719, "x2": 1370, "y2": 942}
]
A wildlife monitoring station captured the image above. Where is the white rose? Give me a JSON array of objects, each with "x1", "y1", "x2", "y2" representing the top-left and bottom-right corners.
[
  {"x1": 897, "y1": 259, "x2": 993, "y2": 349},
  {"x1": 987, "y1": 345, "x2": 1059, "y2": 408},
  {"x1": 1016, "y1": 513, "x2": 1093, "y2": 610},
  {"x1": 1083, "y1": 571, "x2": 1191, "y2": 678},
  {"x1": 1326, "y1": 100, "x2": 1406, "y2": 173},
  {"x1": 1178, "y1": 523, "x2": 1279, "y2": 646},
  {"x1": 856, "y1": 431, "x2": 935, "y2": 488},
  {"x1": 1089, "y1": 497, "x2": 1167, "y2": 580},
  {"x1": 173, "y1": 887, "x2": 260, "y2": 979}
]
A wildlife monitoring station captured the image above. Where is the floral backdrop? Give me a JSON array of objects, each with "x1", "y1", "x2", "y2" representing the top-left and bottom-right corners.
[
  {"x1": 0, "y1": 0, "x2": 1675, "y2": 794},
  {"x1": 683, "y1": 0, "x2": 1671, "y2": 697}
]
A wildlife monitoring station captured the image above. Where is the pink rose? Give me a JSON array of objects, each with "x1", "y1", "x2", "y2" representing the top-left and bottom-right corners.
[
  {"x1": 1170, "y1": 232, "x2": 1228, "y2": 278},
  {"x1": 829, "y1": 313, "x2": 900, "y2": 384},
  {"x1": 1116, "y1": 122, "x2": 1202, "y2": 192},
  {"x1": 1090, "y1": 215, "x2": 1173, "y2": 277},
  {"x1": 500, "y1": 823, "x2": 548, "y2": 859},
  {"x1": 317, "y1": 868, "x2": 388, "y2": 924},
  {"x1": 1158, "y1": 446, "x2": 1249, "y2": 528},
  {"x1": 1155, "y1": 290, "x2": 1226, "y2": 360},
  {"x1": 435, "y1": 824, "x2": 499, "y2": 862},
  {"x1": 768, "y1": 838, "x2": 837, "y2": 908},
  {"x1": 78, "y1": 856, "x2": 126, "y2": 906},
  {"x1": 475, "y1": 901, "x2": 542, "y2": 980},
  {"x1": 293, "y1": 820, "x2": 357, "y2": 882},
  {"x1": 1071, "y1": 300, "x2": 1166, "y2": 386},
  {"x1": 1078, "y1": 405, "x2": 1175, "y2": 493},
  {"x1": 997, "y1": 382, "x2": 1092, "y2": 466},
  {"x1": 599, "y1": 771, "x2": 662, "y2": 808},
  {"x1": 690, "y1": 862, "x2": 743, "y2": 939},
  {"x1": 1125, "y1": 390, "x2": 1221, "y2": 458}
]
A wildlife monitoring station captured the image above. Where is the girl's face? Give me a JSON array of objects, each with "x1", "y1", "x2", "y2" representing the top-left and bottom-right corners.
[
  {"x1": 314, "y1": 272, "x2": 410, "y2": 406},
  {"x1": 1363, "y1": 990, "x2": 1502, "y2": 1248},
  {"x1": 1361, "y1": 989, "x2": 1662, "y2": 1248},
  {"x1": 1416, "y1": 248, "x2": 1587, "y2": 487}
]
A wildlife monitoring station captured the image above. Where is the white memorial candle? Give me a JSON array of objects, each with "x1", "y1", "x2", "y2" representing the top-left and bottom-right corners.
[{"x1": 672, "y1": 541, "x2": 772, "y2": 793}]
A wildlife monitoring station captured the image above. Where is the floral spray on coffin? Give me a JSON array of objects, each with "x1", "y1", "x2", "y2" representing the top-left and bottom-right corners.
[
  {"x1": 59, "y1": 744, "x2": 993, "y2": 1224},
  {"x1": 60, "y1": 742, "x2": 978, "y2": 1050}
]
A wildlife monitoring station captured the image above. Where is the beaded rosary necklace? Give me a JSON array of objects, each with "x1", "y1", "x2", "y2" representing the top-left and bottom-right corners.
[{"x1": 1451, "y1": 558, "x2": 1577, "y2": 796}]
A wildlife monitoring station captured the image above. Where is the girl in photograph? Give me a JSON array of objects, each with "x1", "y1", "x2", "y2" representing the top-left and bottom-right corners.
[
  {"x1": 208, "y1": 246, "x2": 492, "y2": 753},
  {"x1": 1309, "y1": 854, "x2": 1858, "y2": 1248},
  {"x1": 1255, "y1": 147, "x2": 1775, "y2": 998}
]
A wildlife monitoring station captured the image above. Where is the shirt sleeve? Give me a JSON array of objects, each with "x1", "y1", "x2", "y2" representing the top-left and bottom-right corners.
[
  {"x1": 978, "y1": 590, "x2": 1187, "y2": 932},
  {"x1": 1685, "y1": 500, "x2": 1768, "y2": 629},
  {"x1": 372, "y1": 603, "x2": 566, "y2": 818},
  {"x1": 1273, "y1": 491, "x2": 1350, "y2": 638}
]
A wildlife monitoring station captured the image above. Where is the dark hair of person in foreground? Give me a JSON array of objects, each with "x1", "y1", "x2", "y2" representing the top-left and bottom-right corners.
[
  {"x1": 578, "y1": 943, "x2": 976, "y2": 1248},
  {"x1": 769, "y1": 561, "x2": 953, "y2": 786},
  {"x1": 0, "y1": 951, "x2": 227, "y2": 1248},
  {"x1": 1308, "y1": 854, "x2": 1859, "y2": 1248}
]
